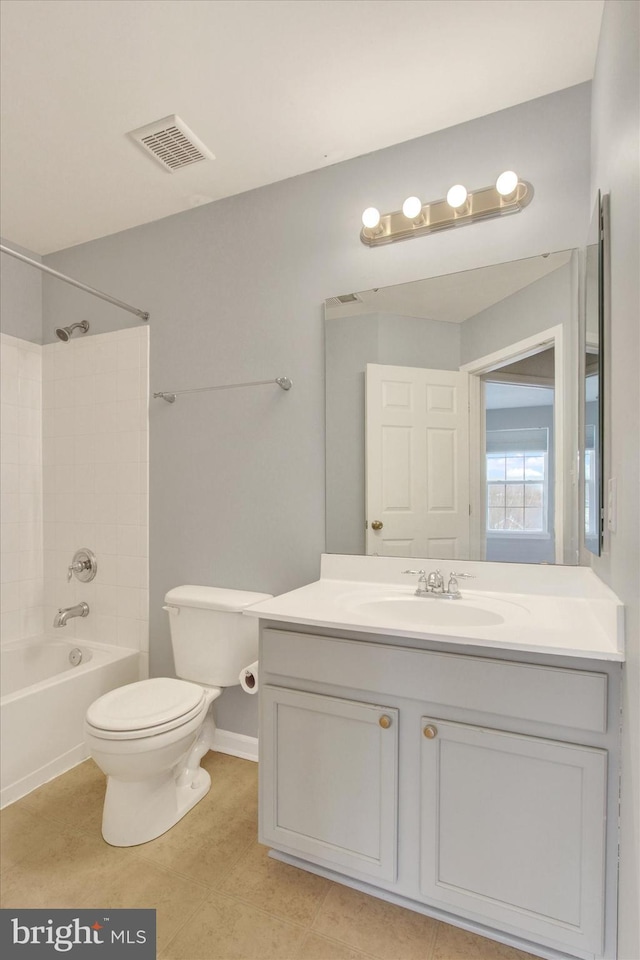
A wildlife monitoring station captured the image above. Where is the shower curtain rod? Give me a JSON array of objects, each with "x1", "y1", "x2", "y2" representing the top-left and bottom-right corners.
[
  {"x1": 0, "y1": 244, "x2": 150, "y2": 321},
  {"x1": 153, "y1": 377, "x2": 293, "y2": 403}
]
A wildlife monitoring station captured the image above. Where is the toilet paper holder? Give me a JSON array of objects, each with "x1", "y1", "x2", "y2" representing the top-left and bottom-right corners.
[{"x1": 240, "y1": 661, "x2": 259, "y2": 695}]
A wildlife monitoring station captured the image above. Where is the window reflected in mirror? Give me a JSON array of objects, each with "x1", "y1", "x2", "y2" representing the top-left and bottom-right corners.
[{"x1": 483, "y1": 356, "x2": 554, "y2": 563}]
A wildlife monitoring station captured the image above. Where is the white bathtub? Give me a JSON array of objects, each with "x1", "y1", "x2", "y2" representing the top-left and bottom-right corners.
[{"x1": 1, "y1": 636, "x2": 140, "y2": 808}]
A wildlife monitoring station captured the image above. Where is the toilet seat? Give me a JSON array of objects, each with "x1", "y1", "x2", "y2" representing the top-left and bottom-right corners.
[{"x1": 86, "y1": 678, "x2": 207, "y2": 741}]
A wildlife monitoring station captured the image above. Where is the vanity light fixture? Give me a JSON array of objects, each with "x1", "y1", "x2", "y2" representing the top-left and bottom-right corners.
[
  {"x1": 360, "y1": 171, "x2": 533, "y2": 246},
  {"x1": 446, "y1": 184, "x2": 468, "y2": 209},
  {"x1": 361, "y1": 207, "x2": 381, "y2": 228},
  {"x1": 401, "y1": 196, "x2": 423, "y2": 220},
  {"x1": 496, "y1": 170, "x2": 519, "y2": 197}
]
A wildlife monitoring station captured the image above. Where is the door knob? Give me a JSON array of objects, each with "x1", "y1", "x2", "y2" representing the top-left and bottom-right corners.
[
  {"x1": 423, "y1": 724, "x2": 438, "y2": 739},
  {"x1": 371, "y1": 520, "x2": 383, "y2": 530},
  {"x1": 379, "y1": 715, "x2": 392, "y2": 729}
]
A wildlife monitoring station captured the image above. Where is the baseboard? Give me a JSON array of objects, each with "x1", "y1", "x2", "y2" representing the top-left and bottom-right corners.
[
  {"x1": 1, "y1": 730, "x2": 257, "y2": 809},
  {"x1": 211, "y1": 728, "x2": 258, "y2": 763},
  {"x1": 1, "y1": 743, "x2": 89, "y2": 809}
]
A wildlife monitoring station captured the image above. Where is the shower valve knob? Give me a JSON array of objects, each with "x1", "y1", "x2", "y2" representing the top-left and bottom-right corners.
[{"x1": 67, "y1": 548, "x2": 98, "y2": 583}]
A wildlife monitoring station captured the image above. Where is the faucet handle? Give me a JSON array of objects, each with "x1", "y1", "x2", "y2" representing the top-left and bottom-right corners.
[
  {"x1": 67, "y1": 560, "x2": 84, "y2": 582},
  {"x1": 402, "y1": 569, "x2": 428, "y2": 584},
  {"x1": 449, "y1": 571, "x2": 475, "y2": 579},
  {"x1": 403, "y1": 569, "x2": 430, "y2": 596},
  {"x1": 67, "y1": 548, "x2": 97, "y2": 584}
]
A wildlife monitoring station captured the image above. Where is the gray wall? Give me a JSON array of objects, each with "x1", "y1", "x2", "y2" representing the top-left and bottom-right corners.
[
  {"x1": 37, "y1": 83, "x2": 592, "y2": 736},
  {"x1": 590, "y1": 3, "x2": 640, "y2": 958},
  {"x1": 460, "y1": 262, "x2": 572, "y2": 365},
  {"x1": 377, "y1": 314, "x2": 461, "y2": 369},
  {"x1": 0, "y1": 240, "x2": 42, "y2": 343},
  {"x1": 325, "y1": 315, "x2": 378, "y2": 555}
]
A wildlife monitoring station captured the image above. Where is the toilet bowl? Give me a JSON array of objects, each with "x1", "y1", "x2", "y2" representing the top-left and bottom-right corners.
[
  {"x1": 84, "y1": 586, "x2": 271, "y2": 846},
  {"x1": 85, "y1": 677, "x2": 220, "y2": 846}
]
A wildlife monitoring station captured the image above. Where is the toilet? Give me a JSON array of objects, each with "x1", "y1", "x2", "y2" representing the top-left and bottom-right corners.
[{"x1": 84, "y1": 585, "x2": 271, "y2": 847}]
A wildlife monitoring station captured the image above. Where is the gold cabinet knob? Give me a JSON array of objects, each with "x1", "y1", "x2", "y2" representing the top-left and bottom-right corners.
[
  {"x1": 423, "y1": 724, "x2": 438, "y2": 739},
  {"x1": 371, "y1": 520, "x2": 383, "y2": 530},
  {"x1": 379, "y1": 715, "x2": 392, "y2": 729}
]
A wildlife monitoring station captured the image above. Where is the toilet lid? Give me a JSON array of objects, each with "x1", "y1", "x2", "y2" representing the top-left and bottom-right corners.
[{"x1": 86, "y1": 678, "x2": 206, "y2": 736}]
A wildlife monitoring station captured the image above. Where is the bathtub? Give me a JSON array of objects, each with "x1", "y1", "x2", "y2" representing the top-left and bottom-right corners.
[{"x1": 1, "y1": 636, "x2": 140, "y2": 808}]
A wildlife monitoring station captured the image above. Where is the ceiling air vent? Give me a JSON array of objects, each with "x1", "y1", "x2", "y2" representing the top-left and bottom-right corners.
[
  {"x1": 326, "y1": 293, "x2": 362, "y2": 307},
  {"x1": 128, "y1": 115, "x2": 215, "y2": 173}
]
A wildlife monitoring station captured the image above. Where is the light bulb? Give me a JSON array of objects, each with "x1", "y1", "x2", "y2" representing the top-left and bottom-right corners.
[
  {"x1": 496, "y1": 170, "x2": 519, "y2": 196},
  {"x1": 362, "y1": 207, "x2": 381, "y2": 229},
  {"x1": 402, "y1": 196, "x2": 422, "y2": 219},
  {"x1": 446, "y1": 184, "x2": 468, "y2": 209}
]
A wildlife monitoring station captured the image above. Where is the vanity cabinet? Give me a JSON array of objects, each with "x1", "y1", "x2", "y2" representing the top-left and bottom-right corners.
[
  {"x1": 259, "y1": 626, "x2": 618, "y2": 960},
  {"x1": 419, "y1": 718, "x2": 607, "y2": 955},
  {"x1": 260, "y1": 686, "x2": 398, "y2": 881}
]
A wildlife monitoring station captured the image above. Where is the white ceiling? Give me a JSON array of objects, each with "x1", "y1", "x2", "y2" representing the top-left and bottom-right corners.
[
  {"x1": 325, "y1": 250, "x2": 572, "y2": 323},
  {"x1": 0, "y1": 0, "x2": 604, "y2": 255}
]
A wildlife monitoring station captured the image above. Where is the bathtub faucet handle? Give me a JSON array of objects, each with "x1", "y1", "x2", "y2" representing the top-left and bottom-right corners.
[{"x1": 67, "y1": 548, "x2": 97, "y2": 583}]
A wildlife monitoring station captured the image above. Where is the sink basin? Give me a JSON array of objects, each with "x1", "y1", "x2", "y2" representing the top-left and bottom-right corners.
[{"x1": 350, "y1": 595, "x2": 523, "y2": 628}]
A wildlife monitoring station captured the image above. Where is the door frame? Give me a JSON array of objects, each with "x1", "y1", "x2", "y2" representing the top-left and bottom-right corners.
[{"x1": 460, "y1": 325, "x2": 565, "y2": 563}]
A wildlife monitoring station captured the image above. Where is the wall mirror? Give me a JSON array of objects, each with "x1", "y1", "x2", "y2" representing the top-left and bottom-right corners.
[
  {"x1": 325, "y1": 249, "x2": 585, "y2": 565},
  {"x1": 582, "y1": 192, "x2": 608, "y2": 556}
]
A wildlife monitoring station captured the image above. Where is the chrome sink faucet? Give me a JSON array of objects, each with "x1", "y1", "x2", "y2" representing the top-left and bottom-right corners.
[
  {"x1": 427, "y1": 570, "x2": 445, "y2": 594},
  {"x1": 402, "y1": 569, "x2": 475, "y2": 599},
  {"x1": 53, "y1": 602, "x2": 90, "y2": 627}
]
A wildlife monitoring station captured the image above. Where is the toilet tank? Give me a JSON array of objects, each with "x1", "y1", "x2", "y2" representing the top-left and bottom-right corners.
[{"x1": 164, "y1": 586, "x2": 272, "y2": 687}]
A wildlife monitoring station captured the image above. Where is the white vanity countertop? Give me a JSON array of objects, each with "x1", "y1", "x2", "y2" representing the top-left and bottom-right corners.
[{"x1": 245, "y1": 555, "x2": 625, "y2": 661}]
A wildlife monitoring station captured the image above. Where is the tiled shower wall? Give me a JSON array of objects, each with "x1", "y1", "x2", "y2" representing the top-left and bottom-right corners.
[
  {"x1": 0, "y1": 333, "x2": 44, "y2": 642},
  {"x1": 41, "y1": 325, "x2": 149, "y2": 674},
  {"x1": 0, "y1": 325, "x2": 149, "y2": 673}
]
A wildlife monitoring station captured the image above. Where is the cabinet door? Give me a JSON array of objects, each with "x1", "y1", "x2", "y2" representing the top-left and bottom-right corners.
[
  {"x1": 420, "y1": 718, "x2": 607, "y2": 956},
  {"x1": 261, "y1": 686, "x2": 398, "y2": 882}
]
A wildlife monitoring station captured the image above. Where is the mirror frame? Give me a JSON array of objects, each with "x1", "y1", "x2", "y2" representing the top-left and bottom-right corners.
[{"x1": 581, "y1": 191, "x2": 609, "y2": 557}]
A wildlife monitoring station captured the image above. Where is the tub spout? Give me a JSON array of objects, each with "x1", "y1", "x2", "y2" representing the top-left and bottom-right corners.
[{"x1": 53, "y1": 602, "x2": 89, "y2": 627}]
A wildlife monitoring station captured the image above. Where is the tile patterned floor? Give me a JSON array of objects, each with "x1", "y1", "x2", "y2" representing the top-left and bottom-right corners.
[{"x1": 0, "y1": 753, "x2": 539, "y2": 960}]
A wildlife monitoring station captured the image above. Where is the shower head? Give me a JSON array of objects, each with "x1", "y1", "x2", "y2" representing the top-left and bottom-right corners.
[{"x1": 55, "y1": 320, "x2": 89, "y2": 342}]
